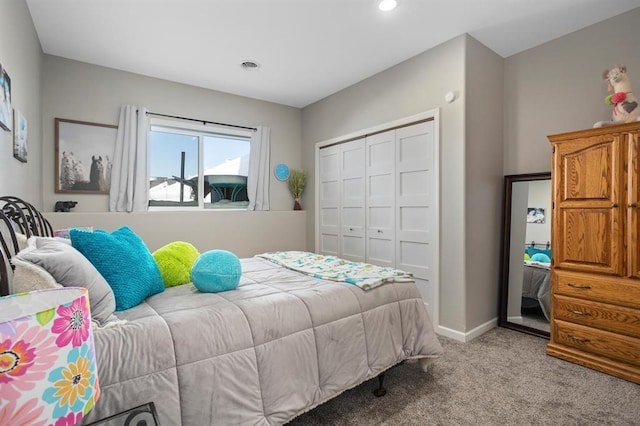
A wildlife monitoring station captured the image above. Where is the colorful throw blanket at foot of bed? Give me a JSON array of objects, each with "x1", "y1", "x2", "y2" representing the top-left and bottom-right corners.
[{"x1": 256, "y1": 251, "x2": 413, "y2": 290}]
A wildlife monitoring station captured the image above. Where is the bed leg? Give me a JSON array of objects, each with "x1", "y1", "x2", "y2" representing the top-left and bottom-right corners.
[
  {"x1": 419, "y1": 358, "x2": 435, "y2": 372},
  {"x1": 373, "y1": 372, "x2": 387, "y2": 397}
]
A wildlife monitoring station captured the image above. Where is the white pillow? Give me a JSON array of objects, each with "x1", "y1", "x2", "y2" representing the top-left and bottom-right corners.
[
  {"x1": 6, "y1": 233, "x2": 64, "y2": 294},
  {"x1": 15, "y1": 232, "x2": 28, "y2": 251},
  {"x1": 14, "y1": 236, "x2": 119, "y2": 327},
  {"x1": 11, "y1": 257, "x2": 62, "y2": 292}
]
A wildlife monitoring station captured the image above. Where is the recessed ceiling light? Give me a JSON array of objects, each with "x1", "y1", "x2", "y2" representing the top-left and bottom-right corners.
[
  {"x1": 378, "y1": 0, "x2": 397, "y2": 11},
  {"x1": 241, "y1": 60, "x2": 260, "y2": 71}
]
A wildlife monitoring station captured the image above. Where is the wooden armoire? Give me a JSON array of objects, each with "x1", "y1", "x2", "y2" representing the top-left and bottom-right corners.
[{"x1": 547, "y1": 121, "x2": 640, "y2": 384}]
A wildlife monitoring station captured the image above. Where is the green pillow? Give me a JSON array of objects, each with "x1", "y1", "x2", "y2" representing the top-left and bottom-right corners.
[
  {"x1": 152, "y1": 241, "x2": 200, "y2": 287},
  {"x1": 70, "y1": 226, "x2": 164, "y2": 311}
]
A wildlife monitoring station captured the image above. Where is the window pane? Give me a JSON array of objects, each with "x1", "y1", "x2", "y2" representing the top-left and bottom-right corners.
[
  {"x1": 149, "y1": 131, "x2": 199, "y2": 206},
  {"x1": 203, "y1": 135, "x2": 250, "y2": 209}
]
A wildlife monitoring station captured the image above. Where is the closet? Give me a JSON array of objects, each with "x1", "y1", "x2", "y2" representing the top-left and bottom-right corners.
[
  {"x1": 547, "y1": 121, "x2": 640, "y2": 384},
  {"x1": 317, "y1": 120, "x2": 437, "y2": 312}
]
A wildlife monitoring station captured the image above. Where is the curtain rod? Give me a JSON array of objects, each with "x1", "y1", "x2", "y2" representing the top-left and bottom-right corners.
[{"x1": 146, "y1": 111, "x2": 257, "y2": 132}]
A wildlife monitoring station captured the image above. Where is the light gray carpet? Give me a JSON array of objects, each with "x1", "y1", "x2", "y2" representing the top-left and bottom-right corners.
[{"x1": 289, "y1": 327, "x2": 640, "y2": 425}]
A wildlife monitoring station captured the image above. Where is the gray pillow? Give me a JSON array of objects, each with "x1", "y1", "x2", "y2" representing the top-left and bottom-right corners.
[{"x1": 15, "y1": 237, "x2": 118, "y2": 327}]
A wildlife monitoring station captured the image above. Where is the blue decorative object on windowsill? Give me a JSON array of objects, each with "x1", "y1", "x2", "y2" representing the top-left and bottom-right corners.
[{"x1": 274, "y1": 163, "x2": 290, "y2": 181}]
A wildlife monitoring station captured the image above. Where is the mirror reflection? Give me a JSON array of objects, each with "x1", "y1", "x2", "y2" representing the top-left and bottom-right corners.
[{"x1": 499, "y1": 172, "x2": 551, "y2": 338}]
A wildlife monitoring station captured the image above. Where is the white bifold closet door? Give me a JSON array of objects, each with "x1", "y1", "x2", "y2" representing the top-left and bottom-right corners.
[
  {"x1": 318, "y1": 139, "x2": 365, "y2": 261},
  {"x1": 365, "y1": 131, "x2": 396, "y2": 267},
  {"x1": 339, "y1": 139, "x2": 366, "y2": 262},
  {"x1": 317, "y1": 119, "x2": 437, "y2": 313},
  {"x1": 318, "y1": 145, "x2": 340, "y2": 256},
  {"x1": 395, "y1": 121, "x2": 436, "y2": 305}
]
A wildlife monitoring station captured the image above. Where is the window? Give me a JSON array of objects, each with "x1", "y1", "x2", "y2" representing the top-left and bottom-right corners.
[{"x1": 148, "y1": 120, "x2": 251, "y2": 209}]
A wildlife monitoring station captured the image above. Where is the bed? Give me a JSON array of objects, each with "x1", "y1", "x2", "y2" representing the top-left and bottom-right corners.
[
  {"x1": 521, "y1": 244, "x2": 551, "y2": 320},
  {"x1": 0, "y1": 197, "x2": 443, "y2": 425},
  {"x1": 521, "y1": 261, "x2": 551, "y2": 320}
]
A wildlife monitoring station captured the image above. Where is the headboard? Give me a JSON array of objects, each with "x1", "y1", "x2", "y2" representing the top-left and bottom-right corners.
[{"x1": 0, "y1": 196, "x2": 54, "y2": 296}]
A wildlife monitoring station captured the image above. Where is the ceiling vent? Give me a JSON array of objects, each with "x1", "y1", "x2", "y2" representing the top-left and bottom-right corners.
[{"x1": 241, "y1": 60, "x2": 260, "y2": 71}]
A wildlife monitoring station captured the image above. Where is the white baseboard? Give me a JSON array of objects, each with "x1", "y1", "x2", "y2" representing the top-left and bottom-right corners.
[
  {"x1": 436, "y1": 317, "x2": 498, "y2": 343},
  {"x1": 507, "y1": 315, "x2": 524, "y2": 324},
  {"x1": 436, "y1": 325, "x2": 466, "y2": 342}
]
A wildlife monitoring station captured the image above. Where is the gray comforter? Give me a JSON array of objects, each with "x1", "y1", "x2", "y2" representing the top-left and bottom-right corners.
[
  {"x1": 522, "y1": 263, "x2": 551, "y2": 320},
  {"x1": 83, "y1": 257, "x2": 443, "y2": 425}
]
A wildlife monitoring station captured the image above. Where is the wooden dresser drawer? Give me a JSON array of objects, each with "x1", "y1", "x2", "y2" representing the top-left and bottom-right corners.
[
  {"x1": 554, "y1": 270, "x2": 640, "y2": 308},
  {"x1": 553, "y1": 295, "x2": 640, "y2": 338},
  {"x1": 553, "y1": 319, "x2": 640, "y2": 366}
]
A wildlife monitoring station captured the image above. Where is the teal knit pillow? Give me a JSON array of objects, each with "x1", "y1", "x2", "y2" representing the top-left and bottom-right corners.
[
  {"x1": 191, "y1": 250, "x2": 241, "y2": 293},
  {"x1": 70, "y1": 226, "x2": 164, "y2": 311},
  {"x1": 525, "y1": 247, "x2": 551, "y2": 259},
  {"x1": 530, "y1": 253, "x2": 551, "y2": 263}
]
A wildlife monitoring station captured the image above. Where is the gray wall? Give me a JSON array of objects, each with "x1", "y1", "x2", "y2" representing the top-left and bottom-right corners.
[
  {"x1": 464, "y1": 37, "x2": 504, "y2": 333},
  {"x1": 0, "y1": 0, "x2": 43, "y2": 206},
  {"x1": 45, "y1": 210, "x2": 306, "y2": 257},
  {"x1": 38, "y1": 56, "x2": 306, "y2": 256},
  {"x1": 525, "y1": 180, "x2": 552, "y2": 246},
  {"x1": 42, "y1": 55, "x2": 302, "y2": 213},
  {"x1": 503, "y1": 7, "x2": 640, "y2": 175},
  {"x1": 302, "y1": 36, "x2": 469, "y2": 334}
]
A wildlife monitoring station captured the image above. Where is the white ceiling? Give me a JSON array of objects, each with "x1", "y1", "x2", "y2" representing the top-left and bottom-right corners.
[{"x1": 26, "y1": 0, "x2": 640, "y2": 108}]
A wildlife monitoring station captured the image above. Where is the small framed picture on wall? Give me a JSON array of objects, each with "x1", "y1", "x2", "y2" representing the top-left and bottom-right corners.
[
  {"x1": 527, "y1": 207, "x2": 545, "y2": 224},
  {"x1": 0, "y1": 64, "x2": 11, "y2": 132},
  {"x1": 13, "y1": 110, "x2": 27, "y2": 163}
]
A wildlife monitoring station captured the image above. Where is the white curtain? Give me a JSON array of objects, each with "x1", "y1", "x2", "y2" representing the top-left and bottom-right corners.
[
  {"x1": 247, "y1": 126, "x2": 270, "y2": 211},
  {"x1": 109, "y1": 105, "x2": 150, "y2": 212}
]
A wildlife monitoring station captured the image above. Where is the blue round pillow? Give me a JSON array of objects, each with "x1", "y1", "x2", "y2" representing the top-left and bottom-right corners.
[
  {"x1": 531, "y1": 253, "x2": 551, "y2": 263},
  {"x1": 191, "y1": 250, "x2": 241, "y2": 293}
]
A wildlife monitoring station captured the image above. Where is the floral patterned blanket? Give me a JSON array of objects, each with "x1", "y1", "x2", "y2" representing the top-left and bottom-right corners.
[{"x1": 257, "y1": 251, "x2": 413, "y2": 290}]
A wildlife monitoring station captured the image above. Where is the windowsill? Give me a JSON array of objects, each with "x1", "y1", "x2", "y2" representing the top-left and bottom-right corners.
[
  {"x1": 148, "y1": 200, "x2": 250, "y2": 212},
  {"x1": 147, "y1": 206, "x2": 250, "y2": 212}
]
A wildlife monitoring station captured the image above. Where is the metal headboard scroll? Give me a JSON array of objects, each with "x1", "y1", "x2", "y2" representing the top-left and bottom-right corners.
[{"x1": 0, "y1": 197, "x2": 54, "y2": 296}]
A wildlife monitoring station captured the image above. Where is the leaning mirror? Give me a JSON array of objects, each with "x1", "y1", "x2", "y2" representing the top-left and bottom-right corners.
[{"x1": 499, "y1": 172, "x2": 551, "y2": 338}]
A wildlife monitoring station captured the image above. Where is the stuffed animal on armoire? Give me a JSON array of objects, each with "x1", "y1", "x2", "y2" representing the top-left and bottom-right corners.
[{"x1": 594, "y1": 65, "x2": 640, "y2": 127}]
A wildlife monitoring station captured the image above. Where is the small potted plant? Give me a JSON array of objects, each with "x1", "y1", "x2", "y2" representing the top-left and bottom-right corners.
[{"x1": 288, "y1": 169, "x2": 306, "y2": 210}]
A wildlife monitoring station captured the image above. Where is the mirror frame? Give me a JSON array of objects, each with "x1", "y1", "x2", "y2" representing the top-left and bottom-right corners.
[{"x1": 499, "y1": 172, "x2": 551, "y2": 339}]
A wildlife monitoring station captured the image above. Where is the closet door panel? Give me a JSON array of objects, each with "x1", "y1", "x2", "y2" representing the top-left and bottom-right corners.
[
  {"x1": 396, "y1": 122, "x2": 435, "y2": 282},
  {"x1": 318, "y1": 145, "x2": 341, "y2": 256},
  {"x1": 366, "y1": 131, "x2": 395, "y2": 267},
  {"x1": 340, "y1": 139, "x2": 365, "y2": 261}
]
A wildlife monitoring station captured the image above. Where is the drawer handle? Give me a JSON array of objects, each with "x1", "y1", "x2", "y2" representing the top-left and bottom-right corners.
[
  {"x1": 569, "y1": 309, "x2": 591, "y2": 317},
  {"x1": 567, "y1": 334, "x2": 591, "y2": 344},
  {"x1": 567, "y1": 283, "x2": 591, "y2": 290},
  {"x1": 349, "y1": 227, "x2": 354, "y2": 231},
  {"x1": 630, "y1": 202, "x2": 638, "y2": 208}
]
